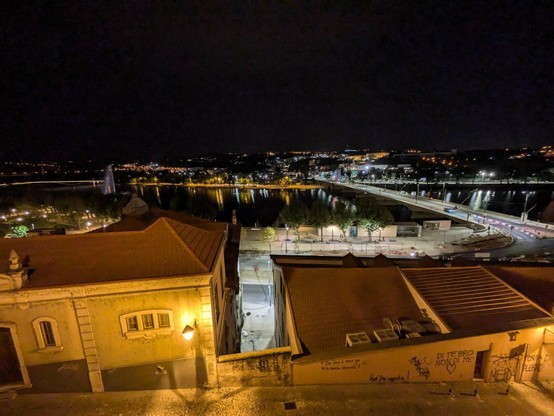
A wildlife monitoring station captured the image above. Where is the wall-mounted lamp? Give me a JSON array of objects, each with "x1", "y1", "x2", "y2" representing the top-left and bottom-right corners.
[{"x1": 182, "y1": 321, "x2": 196, "y2": 340}]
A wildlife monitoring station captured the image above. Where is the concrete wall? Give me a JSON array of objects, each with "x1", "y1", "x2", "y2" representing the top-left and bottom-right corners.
[
  {"x1": 217, "y1": 347, "x2": 291, "y2": 387},
  {"x1": 292, "y1": 326, "x2": 553, "y2": 385},
  {"x1": 272, "y1": 266, "x2": 287, "y2": 349},
  {"x1": 423, "y1": 220, "x2": 451, "y2": 231}
]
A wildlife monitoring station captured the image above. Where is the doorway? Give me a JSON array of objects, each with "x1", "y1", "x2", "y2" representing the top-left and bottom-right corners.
[
  {"x1": 0, "y1": 327, "x2": 23, "y2": 386},
  {"x1": 473, "y1": 350, "x2": 487, "y2": 379}
]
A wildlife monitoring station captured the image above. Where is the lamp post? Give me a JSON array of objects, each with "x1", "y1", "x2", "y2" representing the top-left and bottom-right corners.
[
  {"x1": 285, "y1": 224, "x2": 289, "y2": 254},
  {"x1": 521, "y1": 192, "x2": 530, "y2": 223}
]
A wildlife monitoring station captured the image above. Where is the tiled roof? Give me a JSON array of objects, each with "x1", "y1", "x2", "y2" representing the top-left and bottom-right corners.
[
  {"x1": 284, "y1": 267, "x2": 423, "y2": 355},
  {"x1": 98, "y1": 206, "x2": 227, "y2": 233},
  {"x1": 401, "y1": 266, "x2": 551, "y2": 331},
  {"x1": 485, "y1": 266, "x2": 554, "y2": 313},
  {"x1": 0, "y1": 218, "x2": 225, "y2": 289},
  {"x1": 162, "y1": 218, "x2": 224, "y2": 271}
]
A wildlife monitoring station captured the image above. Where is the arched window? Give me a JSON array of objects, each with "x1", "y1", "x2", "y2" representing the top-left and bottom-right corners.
[{"x1": 32, "y1": 317, "x2": 62, "y2": 351}]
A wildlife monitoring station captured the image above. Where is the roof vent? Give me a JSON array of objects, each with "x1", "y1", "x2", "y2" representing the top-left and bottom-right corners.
[
  {"x1": 346, "y1": 332, "x2": 371, "y2": 347},
  {"x1": 373, "y1": 329, "x2": 399, "y2": 342}
]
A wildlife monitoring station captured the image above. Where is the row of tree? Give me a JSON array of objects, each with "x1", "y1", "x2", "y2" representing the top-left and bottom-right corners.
[
  {"x1": 0, "y1": 190, "x2": 125, "y2": 231},
  {"x1": 276, "y1": 197, "x2": 393, "y2": 242}
]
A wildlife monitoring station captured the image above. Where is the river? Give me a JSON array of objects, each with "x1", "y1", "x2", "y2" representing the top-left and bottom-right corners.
[{"x1": 128, "y1": 182, "x2": 553, "y2": 225}]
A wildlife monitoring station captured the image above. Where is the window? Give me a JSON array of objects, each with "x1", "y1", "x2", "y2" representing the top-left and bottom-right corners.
[
  {"x1": 126, "y1": 316, "x2": 139, "y2": 331},
  {"x1": 119, "y1": 310, "x2": 174, "y2": 339},
  {"x1": 142, "y1": 314, "x2": 154, "y2": 329},
  {"x1": 40, "y1": 321, "x2": 56, "y2": 346},
  {"x1": 158, "y1": 313, "x2": 170, "y2": 328},
  {"x1": 32, "y1": 318, "x2": 62, "y2": 351}
]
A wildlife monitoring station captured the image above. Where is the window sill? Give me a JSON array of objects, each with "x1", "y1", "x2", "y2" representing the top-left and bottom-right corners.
[
  {"x1": 37, "y1": 346, "x2": 64, "y2": 353},
  {"x1": 124, "y1": 329, "x2": 173, "y2": 339}
]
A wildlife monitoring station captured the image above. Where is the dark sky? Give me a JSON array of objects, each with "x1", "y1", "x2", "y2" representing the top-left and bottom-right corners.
[{"x1": 2, "y1": 1, "x2": 553, "y2": 162}]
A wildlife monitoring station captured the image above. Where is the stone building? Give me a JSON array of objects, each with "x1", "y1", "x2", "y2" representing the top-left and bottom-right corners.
[{"x1": 0, "y1": 209, "x2": 239, "y2": 393}]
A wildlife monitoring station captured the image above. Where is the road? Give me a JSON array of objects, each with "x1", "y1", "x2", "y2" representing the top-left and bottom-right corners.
[{"x1": 325, "y1": 180, "x2": 554, "y2": 260}]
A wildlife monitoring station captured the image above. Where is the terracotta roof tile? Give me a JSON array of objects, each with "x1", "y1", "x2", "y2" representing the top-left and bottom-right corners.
[{"x1": 0, "y1": 218, "x2": 225, "y2": 289}]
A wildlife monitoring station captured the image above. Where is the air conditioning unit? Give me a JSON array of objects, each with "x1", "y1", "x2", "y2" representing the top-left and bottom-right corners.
[
  {"x1": 373, "y1": 328, "x2": 399, "y2": 342},
  {"x1": 346, "y1": 332, "x2": 371, "y2": 347}
]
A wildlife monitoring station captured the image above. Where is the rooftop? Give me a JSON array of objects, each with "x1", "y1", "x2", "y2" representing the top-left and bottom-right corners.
[
  {"x1": 485, "y1": 265, "x2": 554, "y2": 314},
  {"x1": 401, "y1": 266, "x2": 552, "y2": 332},
  {"x1": 284, "y1": 266, "x2": 423, "y2": 355},
  {"x1": 0, "y1": 217, "x2": 225, "y2": 289}
]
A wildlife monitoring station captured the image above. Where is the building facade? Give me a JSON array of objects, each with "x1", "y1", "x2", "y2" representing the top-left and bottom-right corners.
[
  {"x1": 272, "y1": 255, "x2": 554, "y2": 385},
  {"x1": 0, "y1": 213, "x2": 239, "y2": 393}
]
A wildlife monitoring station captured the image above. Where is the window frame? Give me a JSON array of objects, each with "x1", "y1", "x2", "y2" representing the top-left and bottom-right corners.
[
  {"x1": 119, "y1": 310, "x2": 174, "y2": 339},
  {"x1": 158, "y1": 313, "x2": 170, "y2": 328},
  {"x1": 32, "y1": 317, "x2": 63, "y2": 351}
]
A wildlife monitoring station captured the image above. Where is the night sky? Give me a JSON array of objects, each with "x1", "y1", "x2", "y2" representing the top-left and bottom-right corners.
[{"x1": 2, "y1": 1, "x2": 553, "y2": 162}]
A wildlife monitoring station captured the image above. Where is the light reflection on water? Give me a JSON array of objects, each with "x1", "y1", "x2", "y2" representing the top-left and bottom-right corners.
[{"x1": 127, "y1": 184, "x2": 552, "y2": 225}]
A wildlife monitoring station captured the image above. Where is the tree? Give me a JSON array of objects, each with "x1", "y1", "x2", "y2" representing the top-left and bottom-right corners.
[
  {"x1": 277, "y1": 200, "x2": 309, "y2": 242},
  {"x1": 308, "y1": 201, "x2": 332, "y2": 241},
  {"x1": 53, "y1": 193, "x2": 86, "y2": 229},
  {"x1": 262, "y1": 226, "x2": 276, "y2": 242},
  {"x1": 355, "y1": 197, "x2": 393, "y2": 242},
  {"x1": 333, "y1": 201, "x2": 355, "y2": 241},
  {"x1": 9, "y1": 225, "x2": 29, "y2": 238},
  {"x1": 89, "y1": 194, "x2": 121, "y2": 226}
]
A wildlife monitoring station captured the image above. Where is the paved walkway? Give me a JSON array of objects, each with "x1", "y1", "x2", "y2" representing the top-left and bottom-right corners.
[
  {"x1": 2, "y1": 381, "x2": 553, "y2": 415},
  {"x1": 240, "y1": 225, "x2": 510, "y2": 259}
]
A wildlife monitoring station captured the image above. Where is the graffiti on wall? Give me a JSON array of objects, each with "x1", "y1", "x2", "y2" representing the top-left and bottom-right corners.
[
  {"x1": 368, "y1": 373, "x2": 406, "y2": 383},
  {"x1": 321, "y1": 358, "x2": 365, "y2": 371},
  {"x1": 231, "y1": 354, "x2": 283, "y2": 374},
  {"x1": 489, "y1": 352, "x2": 521, "y2": 382},
  {"x1": 435, "y1": 350, "x2": 474, "y2": 374},
  {"x1": 522, "y1": 354, "x2": 552, "y2": 373},
  {"x1": 408, "y1": 356, "x2": 431, "y2": 380}
]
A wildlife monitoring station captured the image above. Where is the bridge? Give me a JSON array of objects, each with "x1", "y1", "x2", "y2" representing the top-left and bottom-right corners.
[
  {"x1": 321, "y1": 179, "x2": 554, "y2": 259},
  {"x1": 0, "y1": 180, "x2": 104, "y2": 187}
]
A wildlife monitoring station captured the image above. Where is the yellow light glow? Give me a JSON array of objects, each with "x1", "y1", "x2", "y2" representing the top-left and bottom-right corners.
[{"x1": 182, "y1": 325, "x2": 194, "y2": 340}]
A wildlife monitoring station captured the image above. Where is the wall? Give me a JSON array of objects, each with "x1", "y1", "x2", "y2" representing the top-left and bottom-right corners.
[
  {"x1": 87, "y1": 288, "x2": 204, "y2": 369},
  {"x1": 217, "y1": 347, "x2": 291, "y2": 387},
  {"x1": 272, "y1": 266, "x2": 287, "y2": 348},
  {"x1": 292, "y1": 327, "x2": 552, "y2": 385},
  {"x1": 0, "y1": 300, "x2": 84, "y2": 366},
  {"x1": 0, "y1": 300, "x2": 88, "y2": 392},
  {"x1": 318, "y1": 225, "x2": 397, "y2": 240}
]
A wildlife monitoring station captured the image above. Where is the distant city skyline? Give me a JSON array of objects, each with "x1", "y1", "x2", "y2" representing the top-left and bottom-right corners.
[{"x1": 2, "y1": 1, "x2": 553, "y2": 162}]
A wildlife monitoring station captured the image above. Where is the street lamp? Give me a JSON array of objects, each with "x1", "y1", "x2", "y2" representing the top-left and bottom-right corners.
[{"x1": 182, "y1": 320, "x2": 197, "y2": 341}]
